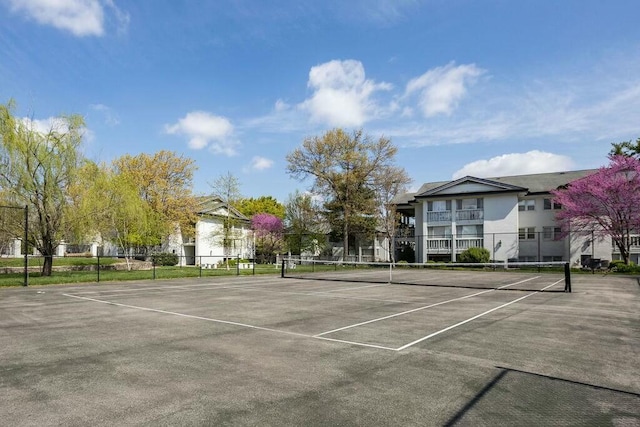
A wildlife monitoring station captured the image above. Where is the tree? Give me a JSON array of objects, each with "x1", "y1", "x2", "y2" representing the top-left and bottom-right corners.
[
  {"x1": 551, "y1": 155, "x2": 640, "y2": 264},
  {"x1": 251, "y1": 213, "x2": 284, "y2": 263},
  {"x1": 210, "y1": 172, "x2": 243, "y2": 269},
  {"x1": 323, "y1": 180, "x2": 377, "y2": 253},
  {"x1": 113, "y1": 150, "x2": 198, "y2": 252},
  {"x1": 67, "y1": 161, "x2": 157, "y2": 269},
  {"x1": 236, "y1": 196, "x2": 285, "y2": 219},
  {"x1": 287, "y1": 129, "x2": 399, "y2": 260},
  {"x1": 372, "y1": 166, "x2": 411, "y2": 262},
  {"x1": 610, "y1": 138, "x2": 640, "y2": 158},
  {"x1": 0, "y1": 101, "x2": 84, "y2": 276},
  {"x1": 284, "y1": 190, "x2": 327, "y2": 256}
]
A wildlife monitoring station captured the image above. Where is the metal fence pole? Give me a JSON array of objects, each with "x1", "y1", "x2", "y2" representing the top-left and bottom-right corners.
[{"x1": 97, "y1": 255, "x2": 100, "y2": 283}]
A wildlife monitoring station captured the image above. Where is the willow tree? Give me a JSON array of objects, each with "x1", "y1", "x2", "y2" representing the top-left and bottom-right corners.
[
  {"x1": 286, "y1": 129, "x2": 400, "y2": 260},
  {"x1": 0, "y1": 101, "x2": 85, "y2": 276},
  {"x1": 67, "y1": 161, "x2": 158, "y2": 269}
]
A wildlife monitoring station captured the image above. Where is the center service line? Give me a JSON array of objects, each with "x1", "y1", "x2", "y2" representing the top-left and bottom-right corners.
[
  {"x1": 395, "y1": 279, "x2": 564, "y2": 351},
  {"x1": 314, "y1": 276, "x2": 540, "y2": 337}
]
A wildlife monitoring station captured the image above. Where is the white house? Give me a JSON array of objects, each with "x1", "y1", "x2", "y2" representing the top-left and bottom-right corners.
[
  {"x1": 178, "y1": 196, "x2": 254, "y2": 266},
  {"x1": 392, "y1": 170, "x2": 638, "y2": 266}
]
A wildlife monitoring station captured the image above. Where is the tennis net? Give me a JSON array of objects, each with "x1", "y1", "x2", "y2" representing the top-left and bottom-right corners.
[{"x1": 281, "y1": 259, "x2": 571, "y2": 292}]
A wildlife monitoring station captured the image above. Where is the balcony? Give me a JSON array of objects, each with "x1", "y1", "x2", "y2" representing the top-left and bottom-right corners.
[
  {"x1": 426, "y1": 211, "x2": 452, "y2": 222},
  {"x1": 394, "y1": 226, "x2": 415, "y2": 240},
  {"x1": 455, "y1": 209, "x2": 483, "y2": 222},
  {"x1": 425, "y1": 237, "x2": 484, "y2": 253}
]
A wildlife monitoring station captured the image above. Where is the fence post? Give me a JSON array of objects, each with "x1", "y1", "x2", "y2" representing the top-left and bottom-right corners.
[
  {"x1": 152, "y1": 256, "x2": 156, "y2": 280},
  {"x1": 236, "y1": 254, "x2": 240, "y2": 276},
  {"x1": 199, "y1": 256, "x2": 202, "y2": 278},
  {"x1": 97, "y1": 255, "x2": 100, "y2": 283}
]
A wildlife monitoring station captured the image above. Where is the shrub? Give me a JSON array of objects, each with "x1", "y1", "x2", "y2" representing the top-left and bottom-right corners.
[
  {"x1": 458, "y1": 247, "x2": 490, "y2": 263},
  {"x1": 152, "y1": 253, "x2": 179, "y2": 266},
  {"x1": 610, "y1": 260, "x2": 639, "y2": 274}
]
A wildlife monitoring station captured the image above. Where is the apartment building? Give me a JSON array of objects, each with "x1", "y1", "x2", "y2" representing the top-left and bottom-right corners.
[{"x1": 392, "y1": 169, "x2": 638, "y2": 266}]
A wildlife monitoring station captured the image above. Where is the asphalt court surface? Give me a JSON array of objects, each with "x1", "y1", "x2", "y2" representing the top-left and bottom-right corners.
[{"x1": 1, "y1": 272, "x2": 639, "y2": 425}]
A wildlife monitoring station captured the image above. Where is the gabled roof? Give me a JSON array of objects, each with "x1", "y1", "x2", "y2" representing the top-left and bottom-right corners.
[
  {"x1": 415, "y1": 176, "x2": 527, "y2": 198},
  {"x1": 195, "y1": 196, "x2": 250, "y2": 222},
  {"x1": 393, "y1": 169, "x2": 599, "y2": 205}
]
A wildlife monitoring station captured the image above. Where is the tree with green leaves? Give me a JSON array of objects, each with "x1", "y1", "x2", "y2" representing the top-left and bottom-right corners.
[
  {"x1": 113, "y1": 150, "x2": 198, "y2": 253},
  {"x1": 67, "y1": 161, "x2": 158, "y2": 269},
  {"x1": 209, "y1": 171, "x2": 243, "y2": 269},
  {"x1": 286, "y1": 128, "x2": 401, "y2": 260},
  {"x1": 0, "y1": 101, "x2": 84, "y2": 276},
  {"x1": 236, "y1": 196, "x2": 285, "y2": 219},
  {"x1": 610, "y1": 138, "x2": 640, "y2": 158},
  {"x1": 284, "y1": 190, "x2": 327, "y2": 256}
]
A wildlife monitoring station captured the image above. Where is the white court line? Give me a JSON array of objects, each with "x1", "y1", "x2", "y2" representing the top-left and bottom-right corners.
[
  {"x1": 315, "y1": 283, "x2": 389, "y2": 293},
  {"x1": 395, "y1": 279, "x2": 564, "y2": 351},
  {"x1": 70, "y1": 279, "x2": 411, "y2": 304},
  {"x1": 69, "y1": 277, "x2": 285, "y2": 295},
  {"x1": 62, "y1": 293, "x2": 399, "y2": 351},
  {"x1": 314, "y1": 276, "x2": 541, "y2": 337},
  {"x1": 314, "y1": 336, "x2": 398, "y2": 351},
  {"x1": 63, "y1": 293, "x2": 310, "y2": 338}
]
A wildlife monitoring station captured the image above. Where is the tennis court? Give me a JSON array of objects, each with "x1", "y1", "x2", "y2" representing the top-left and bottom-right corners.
[{"x1": 1, "y1": 270, "x2": 638, "y2": 425}]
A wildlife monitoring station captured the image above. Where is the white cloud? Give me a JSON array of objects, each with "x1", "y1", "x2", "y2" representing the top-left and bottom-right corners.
[
  {"x1": 90, "y1": 103, "x2": 119, "y2": 126},
  {"x1": 299, "y1": 59, "x2": 392, "y2": 127},
  {"x1": 404, "y1": 62, "x2": 485, "y2": 117},
  {"x1": 6, "y1": 0, "x2": 129, "y2": 37},
  {"x1": 21, "y1": 116, "x2": 70, "y2": 134},
  {"x1": 452, "y1": 151, "x2": 575, "y2": 179},
  {"x1": 248, "y1": 156, "x2": 274, "y2": 171},
  {"x1": 165, "y1": 111, "x2": 237, "y2": 155}
]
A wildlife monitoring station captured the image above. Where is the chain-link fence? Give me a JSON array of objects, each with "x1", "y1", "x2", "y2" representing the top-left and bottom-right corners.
[{"x1": 0, "y1": 254, "x2": 281, "y2": 286}]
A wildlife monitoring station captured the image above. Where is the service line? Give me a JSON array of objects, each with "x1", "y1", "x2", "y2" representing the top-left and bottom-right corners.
[{"x1": 314, "y1": 276, "x2": 540, "y2": 337}]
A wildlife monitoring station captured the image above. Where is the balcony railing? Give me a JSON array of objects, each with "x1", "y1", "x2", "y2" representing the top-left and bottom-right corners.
[
  {"x1": 455, "y1": 209, "x2": 484, "y2": 221},
  {"x1": 426, "y1": 211, "x2": 452, "y2": 222},
  {"x1": 424, "y1": 237, "x2": 484, "y2": 253}
]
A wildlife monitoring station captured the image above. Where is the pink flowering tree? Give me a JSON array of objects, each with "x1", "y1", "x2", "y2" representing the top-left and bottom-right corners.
[
  {"x1": 251, "y1": 213, "x2": 284, "y2": 263},
  {"x1": 551, "y1": 155, "x2": 640, "y2": 264}
]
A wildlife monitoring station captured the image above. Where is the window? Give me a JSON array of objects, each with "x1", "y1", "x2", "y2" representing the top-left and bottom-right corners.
[
  {"x1": 543, "y1": 198, "x2": 562, "y2": 210},
  {"x1": 428, "y1": 200, "x2": 451, "y2": 211},
  {"x1": 543, "y1": 256, "x2": 564, "y2": 262},
  {"x1": 519, "y1": 227, "x2": 536, "y2": 240},
  {"x1": 543, "y1": 227, "x2": 562, "y2": 240},
  {"x1": 428, "y1": 226, "x2": 451, "y2": 237},
  {"x1": 518, "y1": 199, "x2": 535, "y2": 211},
  {"x1": 456, "y1": 198, "x2": 483, "y2": 210},
  {"x1": 457, "y1": 225, "x2": 483, "y2": 236},
  {"x1": 518, "y1": 256, "x2": 537, "y2": 262}
]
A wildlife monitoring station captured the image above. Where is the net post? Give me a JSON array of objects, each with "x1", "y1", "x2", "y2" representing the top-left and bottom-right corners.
[{"x1": 564, "y1": 262, "x2": 572, "y2": 293}]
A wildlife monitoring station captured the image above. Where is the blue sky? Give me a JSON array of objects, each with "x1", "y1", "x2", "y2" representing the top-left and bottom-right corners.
[{"x1": 2, "y1": 1, "x2": 640, "y2": 201}]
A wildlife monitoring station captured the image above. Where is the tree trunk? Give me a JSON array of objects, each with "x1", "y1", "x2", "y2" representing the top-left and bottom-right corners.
[{"x1": 42, "y1": 254, "x2": 53, "y2": 276}]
